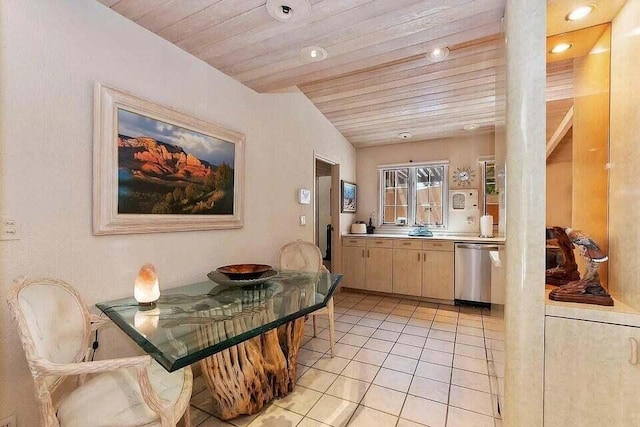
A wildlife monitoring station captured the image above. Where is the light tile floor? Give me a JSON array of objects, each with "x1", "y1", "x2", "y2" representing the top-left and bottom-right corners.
[{"x1": 189, "y1": 291, "x2": 505, "y2": 427}]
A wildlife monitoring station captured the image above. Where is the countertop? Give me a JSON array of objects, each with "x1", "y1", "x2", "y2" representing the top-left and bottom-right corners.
[
  {"x1": 545, "y1": 286, "x2": 640, "y2": 327},
  {"x1": 342, "y1": 233, "x2": 505, "y2": 244}
]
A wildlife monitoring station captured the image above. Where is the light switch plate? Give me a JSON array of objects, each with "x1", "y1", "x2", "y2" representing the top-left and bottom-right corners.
[{"x1": 0, "y1": 216, "x2": 20, "y2": 241}]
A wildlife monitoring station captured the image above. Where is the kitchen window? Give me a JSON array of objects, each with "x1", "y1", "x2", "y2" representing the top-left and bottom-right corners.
[{"x1": 379, "y1": 162, "x2": 448, "y2": 228}]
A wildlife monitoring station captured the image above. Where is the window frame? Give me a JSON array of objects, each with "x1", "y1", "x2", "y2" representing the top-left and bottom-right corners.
[{"x1": 378, "y1": 161, "x2": 449, "y2": 230}]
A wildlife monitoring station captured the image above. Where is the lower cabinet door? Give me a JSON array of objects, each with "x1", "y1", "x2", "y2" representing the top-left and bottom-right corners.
[
  {"x1": 545, "y1": 316, "x2": 640, "y2": 426},
  {"x1": 365, "y1": 247, "x2": 393, "y2": 293},
  {"x1": 392, "y1": 249, "x2": 422, "y2": 296},
  {"x1": 341, "y1": 245, "x2": 366, "y2": 289},
  {"x1": 422, "y1": 250, "x2": 454, "y2": 300}
]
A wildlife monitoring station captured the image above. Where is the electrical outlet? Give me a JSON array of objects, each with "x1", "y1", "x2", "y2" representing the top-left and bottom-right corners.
[
  {"x1": 299, "y1": 215, "x2": 306, "y2": 226},
  {"x1": 0, "y1": 415, "x2": 16, "y2": 427}
]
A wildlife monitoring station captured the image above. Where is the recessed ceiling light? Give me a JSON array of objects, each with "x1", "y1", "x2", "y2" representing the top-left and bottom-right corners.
[
  {"x1": 565, "y1": 4, "x2": 596, "y2": 21},
  {"x1": 464, "y1": 124, "x2": 479, "y2": 131},
  {"x1": 300, "y1": 46, "x2": 328, "y2": 62},
  {"x1": 398, "y1": 132, "x2": 412, "y2": 140},
  {"x1": 550, "y1": 42, "x2": 572, "y2": 54},
  {"x1": 427, "y1": 47, "x2": 449, "y2": 62},
  {"x1": 266, "y1": 0, "x2": 311, "y2": 22}
]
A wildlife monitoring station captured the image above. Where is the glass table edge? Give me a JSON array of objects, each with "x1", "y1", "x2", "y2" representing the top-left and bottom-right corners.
[
  {"x1": 96, "y1": 273, "x2": 343, "y2": 372},
  {"x1": 96, "y1": 302, "x2": 175, "y2": 371}
]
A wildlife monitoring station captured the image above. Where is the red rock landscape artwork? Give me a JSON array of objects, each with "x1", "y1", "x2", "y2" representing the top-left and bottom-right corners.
[{"x1": 117, "y1": 108, "x2": 235, "y2": 215}]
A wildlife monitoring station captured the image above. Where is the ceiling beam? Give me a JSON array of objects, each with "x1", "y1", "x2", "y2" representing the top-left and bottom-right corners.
[{"x1": 546, "y1": 105, "x2": 573, "y2": 159}]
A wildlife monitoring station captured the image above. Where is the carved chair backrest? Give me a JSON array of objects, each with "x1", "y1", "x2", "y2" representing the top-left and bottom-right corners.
[
  {"x1": 7, "y1": 278, "x2": 92, "y2": 393},
  {"x1": 278, "y1": 240, "x2": 323, "y2": 273}
]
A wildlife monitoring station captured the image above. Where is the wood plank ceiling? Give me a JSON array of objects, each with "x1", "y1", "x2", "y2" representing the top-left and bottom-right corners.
[
  {"x1": 100, "y1": 0, "x2": 511, "y2": 146},
  {"x1": 97, "y1": 0, "x2": 629, "y2": 148}
]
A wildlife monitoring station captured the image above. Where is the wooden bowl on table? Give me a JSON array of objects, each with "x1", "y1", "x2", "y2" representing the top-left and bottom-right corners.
[{"x1": 216, "y1": 264, "x2": 273, "y2": 280}]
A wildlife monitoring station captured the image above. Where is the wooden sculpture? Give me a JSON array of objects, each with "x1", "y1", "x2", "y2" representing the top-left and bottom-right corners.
[
  {"x1": 545, "y1": 226, "x2": 580, "y2": 285},
  {"x1": 196, "y1": 277, "x2": 313, "y2": 420},
  {"x1": 549, "y1": 228, "x2": 613, "y2": 306}
]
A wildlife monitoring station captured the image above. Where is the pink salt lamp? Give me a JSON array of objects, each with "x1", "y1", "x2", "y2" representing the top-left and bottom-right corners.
[{"x1": 134, "y1": 263, "x2": 160, "y2": 305}]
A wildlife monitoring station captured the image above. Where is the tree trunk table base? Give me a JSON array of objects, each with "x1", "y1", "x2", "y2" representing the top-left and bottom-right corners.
[{"x1": 198, "y1": 317, "x2": 305, "y2": 420}]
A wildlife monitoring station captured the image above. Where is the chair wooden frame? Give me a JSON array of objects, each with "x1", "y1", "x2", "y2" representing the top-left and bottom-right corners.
[
  {"x1": 7, "y1": 277, "x2": 192, "y2": 427},
  {"x1": 278, "y1": 240, "x2": 336, "y2": 357}
]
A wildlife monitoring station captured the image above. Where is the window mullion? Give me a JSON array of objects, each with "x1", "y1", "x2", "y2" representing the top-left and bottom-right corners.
[{"x1": 409, "y1": 167, "x2": 416, "y2": 226}]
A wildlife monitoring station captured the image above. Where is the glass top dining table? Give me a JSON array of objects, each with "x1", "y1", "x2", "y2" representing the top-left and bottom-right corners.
[{"x1": 97, "y1": 271, "x2": 342, "y2": 372}]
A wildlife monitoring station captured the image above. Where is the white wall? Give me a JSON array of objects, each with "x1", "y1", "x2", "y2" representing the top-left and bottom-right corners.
[
  {"x1": 355, "y1": 133, "x2": 495, "y2": 229},
  {"x1": 609, "y1": 0, "x2": 640, "y2": 308},
  {"x1": 0, "y1": 1, "x2": 355, "y2": 425}
]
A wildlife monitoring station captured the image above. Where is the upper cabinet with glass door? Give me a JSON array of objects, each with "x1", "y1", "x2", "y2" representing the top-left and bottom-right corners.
[{"x1": 482, "y1": 160, "x2": 499, "y2": 225}]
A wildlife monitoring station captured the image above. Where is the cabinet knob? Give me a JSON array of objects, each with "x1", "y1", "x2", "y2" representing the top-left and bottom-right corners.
[
  {"x1": 361, "y1": 249, "x2": 365, "y2": 258},
  {"x1": 367, "y1": 249, "x2": 370, "y2": 258},
  {"x1": 630, "y1": 338, "x2": 638, "y2": 366},
  {"x1": 402, "y1": 242, "x2": 411, "y2": 246},
  {"x1": 417, "y1": 252, "x2": 421, "y2": 261}
]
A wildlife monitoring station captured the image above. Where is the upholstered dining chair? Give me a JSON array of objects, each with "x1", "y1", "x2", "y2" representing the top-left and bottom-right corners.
[
  {"x1": 7, "y1": 277, "x2": 192, "y2": 427},
  {"x1": 278, "y1": 240, "x2": 335, "y2": 357}
]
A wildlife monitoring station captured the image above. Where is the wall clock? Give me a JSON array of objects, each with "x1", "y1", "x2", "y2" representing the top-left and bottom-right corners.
[{"x1": 452, "y1": 166, "x2": 476, "y2": 187}]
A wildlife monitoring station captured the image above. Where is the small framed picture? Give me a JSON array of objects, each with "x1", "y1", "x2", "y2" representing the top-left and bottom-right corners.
[
  {"x1": 341, "y1": 180, "x2": 357, "y2": 213},
  {"x1": 298, "y1": 188, "x2": 311, "y2": 205}
]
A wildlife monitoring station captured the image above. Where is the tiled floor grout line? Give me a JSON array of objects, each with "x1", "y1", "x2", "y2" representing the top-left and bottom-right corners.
[
  {"x1": 342, "y1": 296, "x2": 429, "y2": 425},
  {"x1": 338, "y1": 295, "x2": 410, "y2": 427},
  {"x1": 306, "y1": 297, "x2": 496, "y2": 425},
  {"x1": 307, "y1": 293, "x2": 383, "y2": 427},
  {"x1": 320, "y1": 296, "x2": 404, "y2": 421},
  {"x1": 191, "y1": 291, "x2": 504, "y2": 427},
  {"x1": 442, "y1": 308, "x2": 459, "y2": 427},
  {"x1": 326, "y1": 294, "x2": 505, "y2": 424}
]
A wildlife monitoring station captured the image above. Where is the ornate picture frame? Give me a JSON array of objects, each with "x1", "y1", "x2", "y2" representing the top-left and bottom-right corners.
[{"x1": 93, "y1": 83, "x2": 245, "y2": 235}]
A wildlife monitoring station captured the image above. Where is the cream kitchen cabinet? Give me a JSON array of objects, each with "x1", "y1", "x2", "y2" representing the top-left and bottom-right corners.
[
  {"x1": 392, "y1": 240, "x2": 422, "y2": 296},
  {"x1": 342, "y1": 237, "x2": 455, "y2": 301},
  {"x1": 422, "y1": 250, "x2": 455, "y2": 300},
  {"x1": 341, "y1": 238, "x2": 366, "y2": 290},
  {"x1": 544, "y1": 316, "x2": 640, "y2": 426},
  {"x1": 365, "y1": 246, "x2": 393, "y2": 293},
  {"x1": 422, "y1": 241, "x2": 455, "y2": 301},
  {"x1": 342, "y1": 237, "x2": 392, "y2": 292},
  {"x1": 389, "y1": 239, "x2": 454, "y2": 300}
]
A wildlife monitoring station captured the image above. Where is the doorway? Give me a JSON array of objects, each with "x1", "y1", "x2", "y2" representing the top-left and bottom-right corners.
[{"x1": 315, "y1": 157, "x2": 336, "y2": 272}]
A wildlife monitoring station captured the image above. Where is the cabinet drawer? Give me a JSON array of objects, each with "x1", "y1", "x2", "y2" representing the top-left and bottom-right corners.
[
  {"x1": 367, "y1": 239, "x2": 393, "y2": 248},
  {"x1": 393, "y1": 239, "x2": 422, "y2": 250},
  {"x1": 422, "y1": 240, "x2": 454, "y2": 251},
  {"x1": 343, "y1": 238, "x2": 366, "y2": 247}
]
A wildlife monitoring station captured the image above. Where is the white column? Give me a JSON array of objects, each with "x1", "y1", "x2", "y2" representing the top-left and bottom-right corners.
[{"x1": 503, "y1": 0, "x2": 547, "y2": 425}]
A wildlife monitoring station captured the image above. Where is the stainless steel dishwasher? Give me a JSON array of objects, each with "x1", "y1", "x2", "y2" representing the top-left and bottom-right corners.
[{"x1": 454, "y1": 243, "x2": 499, "y2": 304}]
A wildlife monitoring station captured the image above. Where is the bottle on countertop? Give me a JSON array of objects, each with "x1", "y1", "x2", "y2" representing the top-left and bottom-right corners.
[{"x1": 366, "y1": 217, "x2": 376, "y2": 234}]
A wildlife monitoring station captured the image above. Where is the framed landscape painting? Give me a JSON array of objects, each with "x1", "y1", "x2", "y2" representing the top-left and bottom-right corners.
[
  {"x1": 341, "y1": 180, "x2": 357, "y2": 213},
  {"x1": 93, "y1": 83, "x2": 245, "y2": 235}
]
